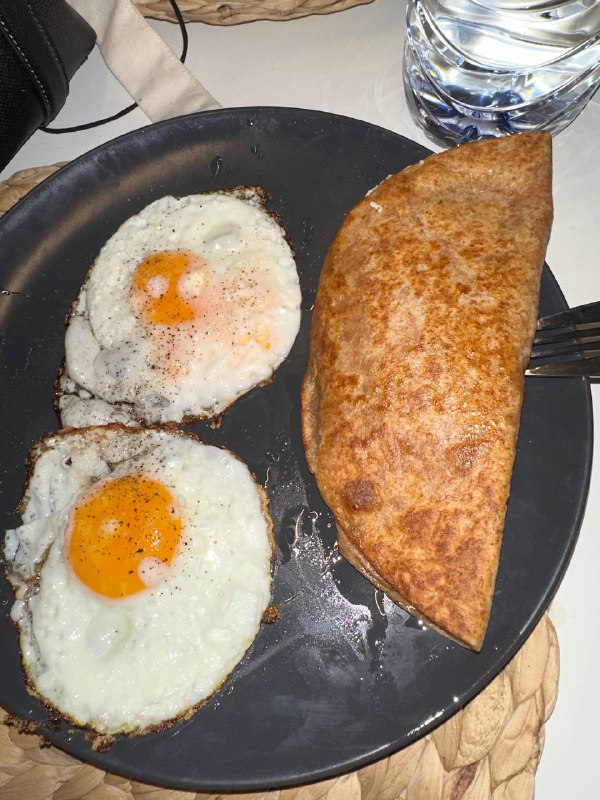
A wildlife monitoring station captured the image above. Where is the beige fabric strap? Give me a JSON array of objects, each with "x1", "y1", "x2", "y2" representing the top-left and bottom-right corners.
[{"x1": 67, "y1": 0, "x2": 221, "y2": 121}]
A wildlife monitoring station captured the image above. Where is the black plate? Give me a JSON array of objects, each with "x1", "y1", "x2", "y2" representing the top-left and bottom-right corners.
[{"x1": 0, "y1": 107, "x2": 592, "y2": 792}]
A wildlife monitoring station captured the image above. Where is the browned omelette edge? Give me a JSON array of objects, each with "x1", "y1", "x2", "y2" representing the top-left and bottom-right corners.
[{"x1": 301, "y1": 132, "x2": 553, "y2": 651}]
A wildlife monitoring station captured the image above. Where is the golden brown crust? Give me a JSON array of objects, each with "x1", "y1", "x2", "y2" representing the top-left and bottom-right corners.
[{"x1": 302, "y1": 132, "x2": 553, "y2": 651}]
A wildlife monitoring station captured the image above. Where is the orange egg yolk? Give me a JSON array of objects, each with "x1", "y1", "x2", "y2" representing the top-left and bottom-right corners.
[
  {"x1": 67, "y1": 474, "x2": 182, "y2": 599},
  {"x1": 131, "y1": 250, "x2": 205, "y2": 325}
]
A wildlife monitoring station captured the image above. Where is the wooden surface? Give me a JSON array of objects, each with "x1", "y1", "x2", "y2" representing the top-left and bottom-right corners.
[{"x1": 0, "y1": 164, "x2": 559, "y2": 800}]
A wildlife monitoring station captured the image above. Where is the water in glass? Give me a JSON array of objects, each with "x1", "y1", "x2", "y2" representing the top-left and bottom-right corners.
[{"x1": 403, "y1": 0, "x2": 600, "y2": 144}]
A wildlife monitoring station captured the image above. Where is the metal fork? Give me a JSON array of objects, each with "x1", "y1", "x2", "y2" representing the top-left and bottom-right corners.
[{"x1": 526, "y1": 301, "x2": 600, "y2": 378}]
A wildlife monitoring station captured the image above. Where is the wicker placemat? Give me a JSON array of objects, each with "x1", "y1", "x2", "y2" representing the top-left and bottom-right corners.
[
  {"x1": 0, "y1": 165, "x2": 560, "y2": 800},
  {"x1": 133, "y1": 0, "x2": 374, "y2": 25}
]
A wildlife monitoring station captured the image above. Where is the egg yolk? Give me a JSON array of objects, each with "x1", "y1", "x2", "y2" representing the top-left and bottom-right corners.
[
  {"x1": 131, "y1": 250, "x2": 205, "y2": 325},
  {"x1": 67, "y1": 474, "x2": 182, "y2": 599}
]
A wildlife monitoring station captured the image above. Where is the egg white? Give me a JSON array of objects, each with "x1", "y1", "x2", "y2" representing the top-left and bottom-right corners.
[
  {"x1": 58, "y1": 189, "x2": 301, "y2": 426},
  {"x1": 4, "y1": 426, "x2": 273, "y2": 735}
]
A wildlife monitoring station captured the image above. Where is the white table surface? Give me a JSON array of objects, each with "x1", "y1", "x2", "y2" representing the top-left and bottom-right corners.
[{"x1": 2, "y1": 1, "x2": 599, "y2": 796}]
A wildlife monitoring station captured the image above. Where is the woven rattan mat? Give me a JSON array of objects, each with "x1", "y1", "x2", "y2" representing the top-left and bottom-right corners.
[
  {"x1": 0, "y1": 165, "x2": 559, "y2": 800},
  {"x1": 133, "y1": 0, "x2": 374, "y2": 25}
]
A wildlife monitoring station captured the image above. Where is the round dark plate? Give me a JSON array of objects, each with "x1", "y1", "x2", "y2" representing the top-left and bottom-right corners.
[{"x1": 0, "y1": 107, "x2": 592, "y2": 792}]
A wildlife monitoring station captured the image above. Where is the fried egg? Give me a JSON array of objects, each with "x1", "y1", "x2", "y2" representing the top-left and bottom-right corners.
[
  {"x1": 57, "y1": 189, "x2": 301, "y2": 426},
  {"x1": 3, "y1": 426, "x2": 273, "y2": 735}
]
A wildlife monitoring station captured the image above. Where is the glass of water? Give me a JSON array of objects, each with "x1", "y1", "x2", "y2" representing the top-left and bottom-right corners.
[{"x1": 403, "y1": 0, "x2": 600, "y2": 144}]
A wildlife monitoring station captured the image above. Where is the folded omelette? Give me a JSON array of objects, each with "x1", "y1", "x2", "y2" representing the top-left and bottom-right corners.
[{"x1": 302, "y1": 132, "x2": 553, "y2": 651}]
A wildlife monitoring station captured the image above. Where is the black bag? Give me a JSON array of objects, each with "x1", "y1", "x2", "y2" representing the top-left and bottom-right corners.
[{"x1": 0, "y1": 0, "x2": 96, "y2": 172}]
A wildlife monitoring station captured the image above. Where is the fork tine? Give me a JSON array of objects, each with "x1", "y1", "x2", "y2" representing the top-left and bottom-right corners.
[
  {"x1": 530, "y1": 340, "x2": 600, "y2": 361},
  {"x1": 533, "y1": 327, "x2": 600, "y2": 347},
  {"x1": 537, "y1": 301, "x2": 600, "y2": 330},
  {"x1": 526, "y1": 355, "x2": 600, "y2": 377}
]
